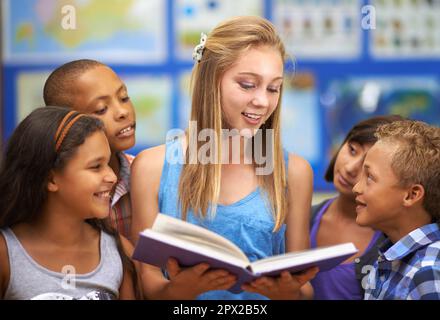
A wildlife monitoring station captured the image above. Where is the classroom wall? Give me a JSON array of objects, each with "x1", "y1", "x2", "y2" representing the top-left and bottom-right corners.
[{"x1": 1, "y1": 0, "x2": 440, "y2": 191}]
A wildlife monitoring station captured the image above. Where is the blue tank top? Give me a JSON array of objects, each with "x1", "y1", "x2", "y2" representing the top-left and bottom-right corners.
[
  {"x1": 158, "y1": 136, "x2": 287, "y2": 300},
  {"x1": 310, "y1": 198, "x2": 381, "y2": 300}
]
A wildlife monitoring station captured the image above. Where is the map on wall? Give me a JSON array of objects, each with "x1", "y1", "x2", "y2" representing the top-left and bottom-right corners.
[
  {"x1": 16, "y1": 71, "x2": 50, "y2": 123},
  {"x1": 121, "y1": 75, "x2": 172, "y2": 150},
  {"x1": 15, "y1": 71, "x2": 172, "y2": 150},
  {"x1": 175, "y1": 0, "x2": 263, "y2": 61},
  {"x1": 2, "y1": 0, "x2": 166, "y2": 64},
  {"x1": 322, "y1": 76, "x2": 440, "y2": 156}
]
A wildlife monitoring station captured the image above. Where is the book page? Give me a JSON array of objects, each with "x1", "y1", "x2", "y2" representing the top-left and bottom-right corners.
[
  {"x1": 249, "y1": 243, "x2": 357, "y2": 274},
  {"x1": 152, "y1": 213, "x2": 249, "y2": 262},
  {"x1": 142, "y1": 229, "x2": 249, "y2": 268}
]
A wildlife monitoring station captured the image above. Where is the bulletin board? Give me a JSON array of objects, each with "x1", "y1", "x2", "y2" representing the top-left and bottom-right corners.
[{"x1": 2, "y1": 0, "x2": 440, "y2": 191}]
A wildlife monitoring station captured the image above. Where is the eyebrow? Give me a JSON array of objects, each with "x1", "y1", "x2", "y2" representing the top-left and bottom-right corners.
[
  {"x1": 90, "y1": 84, "x2": 127, "y2": 103},
  {"x1": 237, "y1": 72, "x2": 283, "y2": 82},
  {"x1": 86, "y1": 156, "x2": 107, "y2": 165},
  {"x1": 363, "y1": 163, "x2": 377, "y2": 177}
]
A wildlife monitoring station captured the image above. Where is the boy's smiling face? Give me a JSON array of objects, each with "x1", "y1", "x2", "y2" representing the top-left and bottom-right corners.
[
  {"x1": 70, "y1": 66, "x2": 136, "y2": 153},
  {"x1": 353, "y1": 141, "x2": 408, "y2": 230}
]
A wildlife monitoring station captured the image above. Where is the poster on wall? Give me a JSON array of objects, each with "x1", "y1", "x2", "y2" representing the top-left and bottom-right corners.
[
  {"x1": 370, "y1": 0, "x2": 440, "y2": 59},
  {"x1": 2, "y1": 0, "x2": 167, "y2": 64},
  {"x1": 174, "y1": 0, "x2": 263, "y2": 61},
  {"x1": 273, "y1": 0, "x2": 361, "y2": 59}
]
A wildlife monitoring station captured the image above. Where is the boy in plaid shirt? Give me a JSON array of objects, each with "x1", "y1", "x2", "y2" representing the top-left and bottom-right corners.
[{"x1": 353, "y1": 120, "x2": 440, "y2": 300}]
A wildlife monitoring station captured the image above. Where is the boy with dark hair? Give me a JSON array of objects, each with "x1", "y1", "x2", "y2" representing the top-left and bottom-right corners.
[
  {"x1": 44, "y1": 59, "x2": 136, "y2": 241},
  {"x1": 353, "y1": 120, "x2": 440, "y2": 300}
]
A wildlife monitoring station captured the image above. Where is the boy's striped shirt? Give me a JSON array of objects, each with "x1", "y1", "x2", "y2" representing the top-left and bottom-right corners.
[{"x1": 109, "y1": 152, "x2": 134, "y2": 240}]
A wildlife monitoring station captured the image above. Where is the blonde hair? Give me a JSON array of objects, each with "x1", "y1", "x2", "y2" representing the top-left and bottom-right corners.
[
  {"x1": 178, "y1": 16, "x2": 287, "y2": 231},
  {"x1": 376, "y1": 120, "x2": 440, "y2": 222}
]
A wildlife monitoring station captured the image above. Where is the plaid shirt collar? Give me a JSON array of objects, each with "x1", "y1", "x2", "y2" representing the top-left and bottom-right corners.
[
  {"x1": 378, "y1": 223, "x2": 440, "y2": 262},
  {"x1": 111, "y1": 152, "x2": 132, "y2": 207}
]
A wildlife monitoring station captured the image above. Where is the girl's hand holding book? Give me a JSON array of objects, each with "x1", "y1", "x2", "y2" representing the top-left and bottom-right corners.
[
  {"x1": 241, "y1": 266, "x2": 319, "y2": 300},
  {"x1": 165, "y1": 258, "x2": 237, "y2": 299}
]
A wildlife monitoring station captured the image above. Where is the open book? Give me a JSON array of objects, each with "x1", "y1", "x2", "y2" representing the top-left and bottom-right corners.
[{"x1": 132, "y1": 213, "x2": 358, "y2": 294}]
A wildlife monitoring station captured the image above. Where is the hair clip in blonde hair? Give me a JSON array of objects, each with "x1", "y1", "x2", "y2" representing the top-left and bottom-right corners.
[{"x1": 192, "y1": 32, "x2": 207, "y2": 63}]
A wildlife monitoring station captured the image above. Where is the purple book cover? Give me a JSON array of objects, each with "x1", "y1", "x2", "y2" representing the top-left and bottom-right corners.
[{"x1": 132, "y1": 234, "x2": 357, "y2": 294}]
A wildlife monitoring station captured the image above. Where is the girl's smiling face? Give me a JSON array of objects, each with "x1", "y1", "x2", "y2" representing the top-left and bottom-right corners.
[
  {"x1": 220, "y1": 45, "x2": 283, "y2": 132},
  {"x1": 50, "y1": 131, "x2": 117, "y2": 220}
]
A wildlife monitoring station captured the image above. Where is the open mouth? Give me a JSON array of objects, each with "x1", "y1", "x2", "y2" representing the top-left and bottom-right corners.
[
  {"x1": 241, "y1": 112, "x2": 263, "y2": 124},
  {"x1": 116, "y1": 124, "x2": 135, "y2": 138},
  {"x1": 355, "y1": 198, "x2": 367, "y2": 211},
  {"x1": 94, "y1": 191, "x2": 111, "y2": 200}
]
